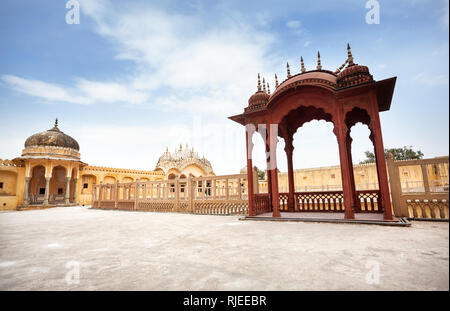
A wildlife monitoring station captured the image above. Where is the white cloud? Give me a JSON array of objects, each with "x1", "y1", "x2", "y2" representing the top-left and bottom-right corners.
[
  {"x1": 1, "y1": 75, "x2": 88, "y2": 105},
  {"x1": 0, "y1": 74, "x2": 149, "y2": 106},
  {"x1": 3, "y1": 0, "x2": 279, "y2": 118},
  {"x1": 286, "y1": 20, "x2": 303, "y2": 35},
  {"x1": 412, "y1": 72, "x2": 449, "y2": 87}
]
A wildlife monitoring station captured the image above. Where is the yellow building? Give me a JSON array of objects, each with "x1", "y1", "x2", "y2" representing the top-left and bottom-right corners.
[
  {"x1": 255, "y1": 161, "x2": 449, "y2": 193},
  {"x1": 0, "y1": 120, "x2": 215, "y2": 210},
  {"x1": 1, "y1": 120, "x2": 448, "y2": 211}
]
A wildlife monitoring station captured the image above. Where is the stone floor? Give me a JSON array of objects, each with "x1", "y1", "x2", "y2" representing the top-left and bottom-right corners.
[{"x1": 0, "y1": 206, "x2": 448, "y2": 290}]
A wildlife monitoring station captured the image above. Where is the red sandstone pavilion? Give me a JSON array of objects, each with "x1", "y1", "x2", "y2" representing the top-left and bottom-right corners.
[{"x1": 229, "y1": 44, "x2": 396, "y2": 220}]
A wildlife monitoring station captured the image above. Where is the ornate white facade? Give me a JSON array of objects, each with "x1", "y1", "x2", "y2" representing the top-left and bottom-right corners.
[{"x1": 155, "y1": 144, "x2": 214, "y2": 178}]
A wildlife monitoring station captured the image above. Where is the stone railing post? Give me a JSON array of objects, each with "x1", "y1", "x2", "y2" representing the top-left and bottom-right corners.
[
  {"x1": 238, "y1": 177, "x2": 242, "y2": 199},
  {"x1": 225, "y1": 178, "x2": 229, "y2": 201},
  {"x1": 65, "y1": 177, "x2": 71, "y2": 204},
  {"x1": 114, "y1": 181, "x2": 119, "y2": 209},
  {"x1": 23, "y1": 177, "x2": 31, "y2": 207},
  {"x1": 134, "y1": 179, "x2": 139, "y2": 211},
  {"x1": 98, "y1": 183, "x2": 103, "y2": 208},
  {"x1": 189, "y1": 175, "x2": 195, "y2": 213},
  {"x1": 386, "y1": 153, "x2": 404, "y2": 216},
  {"x1": 252, "y1": 167, "x2": 259, "y2": 194},
  {"x1": 73, "y1": 178, "x2": 78, "y2": 204},
  {"x1": 174, "y1": 179, "x2": 180, "y2": 212},
  {"x1": 43, "y1": 177, "x2": 51, "y2": 205},
  {"x1": 421, "y1": 164, "x2": 431, "y2": 194}
]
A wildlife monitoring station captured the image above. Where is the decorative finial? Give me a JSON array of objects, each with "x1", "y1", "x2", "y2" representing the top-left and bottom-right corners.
[
  {"x1": 262, "y1": 77, "x2": 266, "y2": 93},
  {"x1": 257, "y1": 73, "x2": 262, "y2": 91},
  {"x1": 55, "y1": 118, "x2": 58, "y2": 128},
  {"x1": 166, "y1": 146, "x2": 168, "y2": 152},
  {"x1": 275, "y1": 74, "x2": 279, "y2": 88},
  {"x1": 316, "y1": 51, "x2": 322, "y2": 70},
  {"x1": 286, "y1": 62, "x2": 291, "y2": 78},
  {"x1": 335, "y1": 59, "x2": 348, "y2": 74},
  {"x1": 267, "y1": 82, "x2": 271, "y2": 95},
  {"x1": 179, "y1": 144, "x2": 182, "y2": 151},
  {"x1": 347, "y1": 43, "x2": 354, "y2": 65},
  {"x1": 301, "y1": 56, "x2": 306, "y2": 73}
]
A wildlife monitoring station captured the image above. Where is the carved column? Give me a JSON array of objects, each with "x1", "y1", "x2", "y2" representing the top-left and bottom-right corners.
[
  {"x1": 98, "y1": 182, "x2": 103, "y2": 208},
  {"x1": 65, "y1": 177, "x2": 71, "y2": 204},
  {"x1": 334, "y1": 110, "x2": 355, "y2": 219},
  {"x1": 245, "y1": 129, "x2": 255, "y2": 216},
  {"x1": 43, "y1": 177, "x2": 51, "y2": 205},
  {"x1": 370, "y1": 124, "x2": 394, "y2": 220},
  {"x1": 23, "y1": 177, "x2": 31, "y2": 207},
  {"x1": 114, "y1": 181, "x2": 119, "y2": 209},
  {"x1": 73, "y1": 178, "x2": 78, "y2": 204},
  {"x1": 284, "y1": 134, "x2": 295, "y2": 212},
  {"x1": 345, "y1": 133, "x2": 359, "y2": 211},
  {"x1": 267, "y1": 123, "x2": 281, "y2": 217}
]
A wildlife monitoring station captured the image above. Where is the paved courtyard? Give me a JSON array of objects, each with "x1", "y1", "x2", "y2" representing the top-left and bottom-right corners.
[{"x1": 0, "y1": 206, "x2": 448, "y2": 291}]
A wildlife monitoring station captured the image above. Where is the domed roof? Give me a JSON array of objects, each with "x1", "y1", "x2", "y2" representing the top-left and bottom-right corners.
[
  {"x1": 336, "y1": 63, "x2": 373, "y2": 89},
  {"x1": 24, "y1": 119, "x2": 80, "y2": 151},
  {"x1": 248, "y1": 90, "x2": 270, "y2": 107},
  {"x1": 271, "y1": 70, "x2": 338, "y2": 97},
  {"x1": 246, "y1": 74, "x2": 270, "y2": 112}
]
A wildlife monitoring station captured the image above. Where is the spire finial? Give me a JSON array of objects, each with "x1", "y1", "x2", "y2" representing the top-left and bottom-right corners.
[
  {"x1": 166, "y1": 146, "x2": 168, "y2": 152},
  {"x1": 54, "y1": 118, "x2": 58, "y2": 128},
  {"x1": 179, "y1": 144, "x2": 182, "y2": 151},
  {"x1": 275, "y1": 74, "x2": 279, "y2": 88},
  {"x1": 347, "y1": 43, "x2": 354, "y2": 65},
  {"x1": 335, "y1": 59, "x2": 348, "y2": 74},
  {"x1": 286, "y1": 62, "x2": 291, "y2": 78},
  {"x1": 316, "y1": 51, "x2": 322, "y2": 70},
  {"x1": 257, "y1": 73, "x2": 262, "y2": 91},
  {"x1": 267, "y1": 82, "x2": 271, "y2": 95},
  {"x1": 300, "y1": 56, "x2": 306, "y2": 73},
  {"x1": 262, "y1": 77, "x2": 266, "y2": 93}
]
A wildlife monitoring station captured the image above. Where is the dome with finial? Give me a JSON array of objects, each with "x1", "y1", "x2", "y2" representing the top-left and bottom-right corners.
[
  {"x1": 247, "y1": 73, "x2": 270, "y2": 111},
  {"x1": 24, "y1": 119, "x2": 80, "y2": 151},
  {"x1": 336, "y1": 43, "x2": 373, "y2": 89},
  {"x1": 21, "y1": 119, "x2": 81, "y2": 161}
]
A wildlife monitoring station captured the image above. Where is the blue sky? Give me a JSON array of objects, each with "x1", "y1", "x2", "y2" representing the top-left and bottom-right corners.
[{"x1": 0, "y1": 0, "x2": 448, "y2": 174}]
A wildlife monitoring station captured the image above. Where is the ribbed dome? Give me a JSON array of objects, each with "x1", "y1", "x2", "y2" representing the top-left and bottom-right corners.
[
  {"x1": 337, "y1": 63, "x2": 373, "y2": 89},
  {"x1": 248, "y1": 90, "x2": 270, "y2": 107},
  {"x1": 24, "y1": 119, "x2": 80, "y2": 151}
]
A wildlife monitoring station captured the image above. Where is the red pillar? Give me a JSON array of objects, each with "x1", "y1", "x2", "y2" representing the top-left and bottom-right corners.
[
  {"x1": 245, "y1": 128, "x2": 255, "y2": 216},
  {"x1": 370, "y1": 119, "x2": 394, "y2": 220},
  {"x1": 267, "y1": 123, "x2": 281, "y2": 217},
  {"x1": 334, "y1": 115, "x2": 355, "y2": 219},
  {"x1": 266, "y1": 150, "x2": 272, "y2": 211},
  {"x1": 285, "y1": 134, "x2": 295, "y2": 211},
  {"x1": 345, "y1": 133, "x2": 359, "y2": 212}
]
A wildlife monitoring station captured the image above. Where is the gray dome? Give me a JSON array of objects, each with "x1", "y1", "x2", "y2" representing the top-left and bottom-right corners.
[{"x1": 24, "y1": 119, "x2": 80, "y2": 151}]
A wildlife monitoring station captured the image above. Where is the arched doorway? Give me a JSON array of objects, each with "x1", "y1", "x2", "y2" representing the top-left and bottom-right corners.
[
  {"x1": 49, "y1": 166, "x2": 67, "y2": 203},
  {"x1": 29, "y1": 165, "x2": 46, "y2": 204}
]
